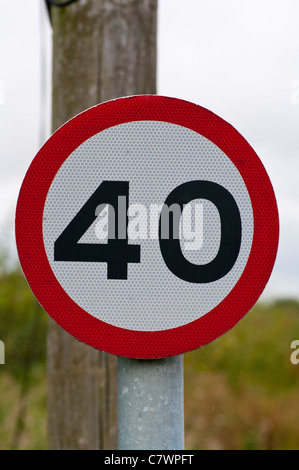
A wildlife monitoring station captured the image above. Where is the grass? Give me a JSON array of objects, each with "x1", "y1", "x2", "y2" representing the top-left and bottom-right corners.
[
  {"x1": 1, "y1": 265, "x2": 299, "y2": 449},
  {"x1": 184, "y1": 300, "x2": 299, "y2": 449}
]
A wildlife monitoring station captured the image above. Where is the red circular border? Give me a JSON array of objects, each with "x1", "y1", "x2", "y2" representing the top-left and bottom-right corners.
[{"x1": 15, "y1": 95, "x2": 279, "y2": 358}]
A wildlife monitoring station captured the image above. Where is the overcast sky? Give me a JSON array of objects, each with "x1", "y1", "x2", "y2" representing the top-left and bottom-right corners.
[{"x1": 0, "y1": 0, "x2": 299, "y2": 300}]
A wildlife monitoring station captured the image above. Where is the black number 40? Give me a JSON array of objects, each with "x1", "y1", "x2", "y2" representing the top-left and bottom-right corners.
[{"x1": 54, "y1": 180, "x2": 241, "y2": 283}]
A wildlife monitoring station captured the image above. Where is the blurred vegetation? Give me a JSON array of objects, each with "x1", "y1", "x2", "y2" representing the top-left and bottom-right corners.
[
  {"x1": 184, "y1": 299, "x2": 299, "y2": 450},
  {"x1": 0, "y1": 255, "x2": 47, "y2": 450},
  {"x1": 0, "y1": 250, "x2": 299, "y2": 449}
]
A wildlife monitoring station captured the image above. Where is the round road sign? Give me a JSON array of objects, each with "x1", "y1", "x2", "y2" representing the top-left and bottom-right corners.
[{"x1": 15, "y1": 95, "x2": 279, "y2": 358}]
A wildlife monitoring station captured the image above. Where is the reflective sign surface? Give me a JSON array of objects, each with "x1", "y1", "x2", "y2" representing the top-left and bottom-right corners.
[{"x1": 16, "y1": 96, "x2": 279, "y2": 358}]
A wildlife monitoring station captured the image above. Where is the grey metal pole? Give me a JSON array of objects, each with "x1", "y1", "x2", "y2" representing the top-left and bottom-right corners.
[{"x1": 117, "y1": 355, "x2": 184, "y2": 450}]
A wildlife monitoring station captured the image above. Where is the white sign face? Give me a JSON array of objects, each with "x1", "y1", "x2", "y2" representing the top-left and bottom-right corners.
[
  {"x1": 43, "y1": 120, "x2": 253, "y2": 331},
  {"x1": 16, "y1": 96, "x2": 279, "y2": 358}
]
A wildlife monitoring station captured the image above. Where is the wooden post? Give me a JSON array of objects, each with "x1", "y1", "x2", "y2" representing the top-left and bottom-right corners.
[{"x1": 47, "y1": 0, "x2": 157, "y2": 450}]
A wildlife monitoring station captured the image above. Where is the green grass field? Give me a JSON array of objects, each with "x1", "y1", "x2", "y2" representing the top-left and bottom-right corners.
[
  {"x1": 1, "y1": 264, "x2": 299, "y2": 449},
  {"x1": 184, "y1": 298, "x2": 299, "y2": 449}
]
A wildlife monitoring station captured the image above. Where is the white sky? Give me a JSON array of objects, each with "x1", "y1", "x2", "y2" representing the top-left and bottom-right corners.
[{"x1": 0, "y1": 0, "x2": 299, "y2": 299}]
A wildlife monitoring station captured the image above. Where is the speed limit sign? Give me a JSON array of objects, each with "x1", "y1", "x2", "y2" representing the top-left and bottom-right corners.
[{"x1": 15, "y1": 95, "x2": 279, "y2": 358}]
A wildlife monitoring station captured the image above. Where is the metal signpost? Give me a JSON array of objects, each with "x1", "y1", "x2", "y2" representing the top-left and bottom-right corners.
[{"x1": 15, "y1": 95, "x2": 279, "y2": 450}]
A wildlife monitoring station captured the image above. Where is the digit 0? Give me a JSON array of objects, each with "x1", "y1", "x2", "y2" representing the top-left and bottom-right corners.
[{"x1": 159, "y1": 180, "x2": 242, "y2": 283}]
